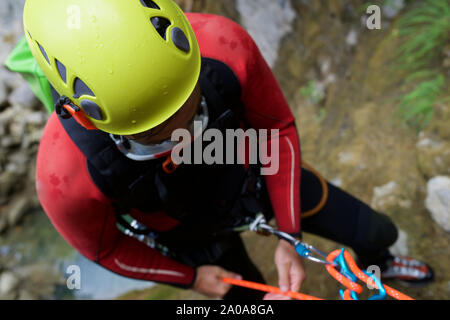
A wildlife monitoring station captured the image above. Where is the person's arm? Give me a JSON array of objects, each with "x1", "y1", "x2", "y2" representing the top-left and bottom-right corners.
[
  {"x1": 191, "y1": 14, "x2": 302, "y2": 236},
  {"x1": 241, "y1": 50, "x2": 302, "y2": 237},
  {"x1": 190, "y1": 14, "x2": 305, "y2": 294},
  {"x1": 36, "y1": 113, "x2": 196, "y2": 288},
  {"x1": 37, "y1": 113, "x2": 242, "y2": 296}
]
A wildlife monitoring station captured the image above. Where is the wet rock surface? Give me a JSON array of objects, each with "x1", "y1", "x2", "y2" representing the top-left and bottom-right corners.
[
  {"x1": 1, "y1": 0, "x2": 449, "y2": 300},
  {"x1": 0, "y1": 0, "x2": 54, "y2": 300},
  {"x1": 425, "y1": 176, "x2": 450, "y2": 233}
]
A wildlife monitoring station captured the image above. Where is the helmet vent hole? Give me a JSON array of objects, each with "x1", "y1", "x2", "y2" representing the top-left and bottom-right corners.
[
  {"x1": 140, "y1": 0, "x2": 160, "y2": 9},
  {"x1": 73, "y1": 78, "x2": 95, "y2": 99},
  {"x1": 56, "y1": 59, "x2": 67, "y2": 83},
  {"x1": 151, "y1": 17, "x2": 171, "y2": 40},
  {"x1": 171, "y1": 27, "x2": 190, "y2": 52},
  {"x1": 81, "y1": 100, "x2": 103, "y2": 120},
  {"x1": 37, "y1": 42, "x2": 50, "y2": 64}
]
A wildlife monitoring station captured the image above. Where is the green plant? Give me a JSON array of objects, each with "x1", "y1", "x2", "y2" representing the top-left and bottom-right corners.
[
  {"x1": 398, "y1": 71, "x2": 444, "y2": 127},
  {"x1": 299, "y1": 80, "x2": 325, "y2": 105},
  {"x1": 394, "y1": 0, "x2": 450, "y2": 129}
]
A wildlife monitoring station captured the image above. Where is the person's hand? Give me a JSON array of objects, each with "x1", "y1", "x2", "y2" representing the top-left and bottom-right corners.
[
  {"x1": 263, "y1": 292, "x2": 292, "y2": 300},
  {"x1": 274, "y1": 239, "x2": 306, "y2": 293},
  {"x1": 193, "y1": 265, "x2": 242, "y2": 298}
]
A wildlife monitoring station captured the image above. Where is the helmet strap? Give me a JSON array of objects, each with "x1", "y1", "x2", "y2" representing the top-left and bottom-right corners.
[
  {"x1": 111, "y1": 96, "x2": 209, "y2": 161},
  {"x1": 55, "y1": 96, "x2": 97, "y2": 130}
]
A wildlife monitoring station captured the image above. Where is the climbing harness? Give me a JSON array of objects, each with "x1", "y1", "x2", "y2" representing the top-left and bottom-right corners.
[
  {"x1": 249, "y1": 214, "x2": 333, "y2": 266},
  {"x1": 224, "y1": 213, "x2": 415, "y2": 300}
]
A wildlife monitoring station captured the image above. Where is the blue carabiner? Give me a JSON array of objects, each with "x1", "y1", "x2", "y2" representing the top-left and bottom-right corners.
[
  {"x1": 334, "y1": 248, "x2": 359, "y2": 300},
  {"x1": 334, "y1": 248, "x2": 357, "y2": 282}
]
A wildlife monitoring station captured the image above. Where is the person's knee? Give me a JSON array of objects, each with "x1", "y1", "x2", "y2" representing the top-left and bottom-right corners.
[{"x1": 366, "y1": 211, "x2": 398, "y2": 250}]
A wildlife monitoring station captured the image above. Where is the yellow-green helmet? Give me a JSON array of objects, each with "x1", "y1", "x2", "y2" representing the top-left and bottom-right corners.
[{"x1": 23, "y1": 0, "x2": 201, "y2": 135}]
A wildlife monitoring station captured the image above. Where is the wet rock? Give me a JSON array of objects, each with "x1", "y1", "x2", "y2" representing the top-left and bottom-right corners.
[
  {"x1": 330, "y1": 177, "x2": 343, "y2": 188},
  {"x1": 16, "y1": 263, "x2": 60, "y2": 299},
  {"x1": 0, "y1": 271, "x2": 20, "y2": 296},
  {"x1": 0, "y1": 78, "x2": 7, "y2": 107},
  {"x1": 8, "y1": 150, "x2": 30, "y2": 169},
  {"x1": 236, "y1": 0, "x2": 296, "y2": 68},
  {"x1": 8, "y1": 118, "x2": 26, "y2": 140},
  {"x1": 383, "y1": 0, "x2": 405, "y2": 19},
  {"x1": 24, "y1": 111, "x2": 46, "y2": 127},
  {"x1": 8, "y1": 82, "x2": 40, "y2": 110},
  {"x1": 22, "y1": 128, "x2": 44, "y2": 149},
  {"x1": 425, "y1": 176, "x2": 450, "y2": 232},
  {"x1": 371, "y1": 181, "x2": 412, "y2": 211},
  {"x1": 416, "y1": 132, "x2": 450, "y2": 179},
  {"x1": 0, "y1": 171, "x2": 20, "y2": 205},
  {"x1": 389, "y1": 229, "x2": 409, "y2": 256},
  {"x1": 0, "y1": 1, "x2": 8, "y2": 22},
  {"x1": 0, "y1": 67, "x2": 24, "y2": 90},
  {"x1": 338, "y1": 151, "x2": 355, "y2": 164},
  {"x1": 346, "y1": 29, "x2": 358, "y2": 47},
  {"x1": 7, "y1": 197, "x2": 31, "y2": 226},
  {"x1": 17, "y1": 289, "x2": 38, "y2": 300},
  {"x1": 0, "y1": 252, "x2": 20, "y2": 271},
  {"x1": 0, "y1": 292, "x2": 17, "y2": 300},
  {"x1": 0, "y1": 0, "x2": 26, "y2": 33},
  {"x1": 0, "y1": 41, "x2": 13, "y2": 66},
  {"x1": 0, "y1": 105, "x2": 14, "y2": 129},
  {"x1": 1, "y1": 135, "x2": 21, "y2": 149},
  {"x1": 0, "y1": 213, "x2": 7, "y2": 233}
]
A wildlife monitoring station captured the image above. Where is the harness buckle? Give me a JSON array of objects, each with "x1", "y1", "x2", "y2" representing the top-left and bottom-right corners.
[{"x1": 162, "y1": 156, "x2": 179, "y2": 174}]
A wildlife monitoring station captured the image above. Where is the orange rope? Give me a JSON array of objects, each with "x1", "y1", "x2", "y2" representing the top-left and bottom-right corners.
[
  {"x1": 342, "y1": 289, "x2": 354, "y2": 300},
  {"x1": 222, "y1": 277, "x2": 323, "y2": 300},
  {"x1": 326, "y1": 249, "x2": 415, "y2": 300},
  {"x1": 341, "y1": 250, "x2": 414, "y2": 300},
  {"x1": 223, "y1": 249, "x2": 414, "y2": 300},
  {"x1": 325, "y1": 250, "x2": 363, "y2": 294}
]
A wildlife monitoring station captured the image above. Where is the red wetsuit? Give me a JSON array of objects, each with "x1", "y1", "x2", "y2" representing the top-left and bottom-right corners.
[{"x1": 36, "y1": 14, "x2": 301, "y2": 287}]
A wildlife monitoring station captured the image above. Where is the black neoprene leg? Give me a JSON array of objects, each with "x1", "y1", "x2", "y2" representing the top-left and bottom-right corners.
[{"x1": 299, "y1": 168, "x2": 398, "y2": 269}]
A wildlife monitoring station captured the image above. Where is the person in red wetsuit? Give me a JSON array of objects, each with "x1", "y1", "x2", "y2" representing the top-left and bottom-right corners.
[{"x1": 23, "y1": 0, "x2": 433, "y2": 299}]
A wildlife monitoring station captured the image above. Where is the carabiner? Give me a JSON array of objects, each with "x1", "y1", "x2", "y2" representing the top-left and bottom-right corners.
[
  {"x1": 250, "y1": 214, "x2": 336, "y2": 266},
  {"x1": 295, "y1": 242, "x2": 336, "y2": 266}
]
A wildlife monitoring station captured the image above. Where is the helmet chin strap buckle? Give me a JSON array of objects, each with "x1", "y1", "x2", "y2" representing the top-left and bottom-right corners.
[
  {"x1": 162, "y1": 156, "x2": 179, "y2": 174},
  {"x1": 55, "y1": 96, "x2": 97, "y2": 130}
]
